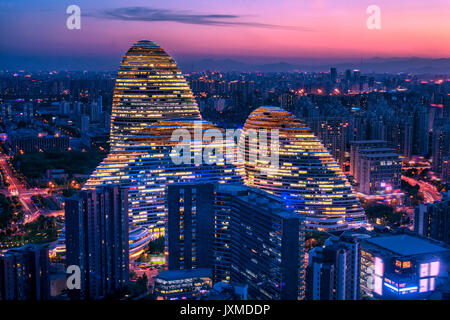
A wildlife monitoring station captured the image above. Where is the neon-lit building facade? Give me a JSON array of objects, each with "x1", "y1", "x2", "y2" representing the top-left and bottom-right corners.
[
  {"x1": 108, "y1": 40, "x2": 201, "y2": 146},
  {"x1": 85, "y1": 41, "x2": 242, "y2": 235},
  {"x1": 239, "y1": 106, "x2": 366, "y2": 231},
  {"x1": 360, "y1": 234, "x2": 448, "y2": 299}
]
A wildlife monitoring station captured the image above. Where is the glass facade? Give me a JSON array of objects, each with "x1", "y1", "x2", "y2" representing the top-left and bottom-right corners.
[
  {"x1": 240, "y1": 106, "x2": 366, "y2": 231},
  {"x1": 84, "y1": 41, "x2": 242, "y2": 234}
]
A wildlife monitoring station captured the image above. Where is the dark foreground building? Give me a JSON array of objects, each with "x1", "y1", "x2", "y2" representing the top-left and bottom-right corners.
[
  {"x1": 65, "y1": 186, "x2": 129, "y2": 299},
  {"x1": 166, "y1": 183, "x2": 306, "y2": 300},
  {"x1": 229, "y1": 189, "x2": 305, "y2": 300},
  {"x1": 415, "y1": 191, "x2": 450, "y2": 244},
  {"x1": 167, "y1": 183, "x2": 215, "y2": 271},
  {"x1": 0, "y1": 244, "x2": 50, "y2": 300}
]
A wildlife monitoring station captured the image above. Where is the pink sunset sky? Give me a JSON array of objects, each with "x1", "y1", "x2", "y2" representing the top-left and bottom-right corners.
[{"x1": 0, "y1": 0, "x2": 449, "y2": 69}]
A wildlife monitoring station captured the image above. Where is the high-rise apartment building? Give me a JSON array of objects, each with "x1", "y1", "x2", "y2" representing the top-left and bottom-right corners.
[
  {"x1": 65, "y1": 186, "x2": 129, "y2": 299},
  {"x1": 230, "y1": 188, "x2": 306, "y2": 300}
]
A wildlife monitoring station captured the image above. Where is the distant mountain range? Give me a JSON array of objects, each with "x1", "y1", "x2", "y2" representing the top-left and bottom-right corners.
[{"x1": 178, "y1": 57, "x2": 450, "y2": 74}]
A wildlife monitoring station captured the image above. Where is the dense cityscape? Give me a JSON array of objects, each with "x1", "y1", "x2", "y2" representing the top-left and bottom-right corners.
[
  {"x1": 1, "y1": 40, "x2": 449, "y2": 302},
  {"x1": 0, "y1": 1, "x2": 449, "y2": 310}
]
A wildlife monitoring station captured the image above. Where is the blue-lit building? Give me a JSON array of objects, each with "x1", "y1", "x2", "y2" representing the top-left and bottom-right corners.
[
  {"x1": 360, "y1": 234, "x2": 450, "y2": 299},
  {"x1": 153, "y1": 268, "x2": 212, "y2": 300}
]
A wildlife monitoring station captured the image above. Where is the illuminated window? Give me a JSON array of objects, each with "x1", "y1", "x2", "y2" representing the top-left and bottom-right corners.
[
  {"x1": 374, "y1": 257, "x2": 384, "y2": 277},
  {"x1": 430, "y1": 261, "x2": 439, "y2": 276},
  {"x1": 419, "y1": 278, "x2": 428, "y2": 293},
  {"x1": 420, "y1": 263, "x2": 429, "y2": 277},
  {"x1": 374, "y1": 276, "x2": 383, "y2": 295},
  {"x1": 429, "y1": 278, "x2": 435, "y2": 291}
]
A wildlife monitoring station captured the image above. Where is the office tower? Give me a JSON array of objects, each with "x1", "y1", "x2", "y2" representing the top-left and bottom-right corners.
[
  {"x1": 306, "y1": 231, "x2": 365, "y2": 300},
  {"x1": 240, "y1": 106, "x2": 366, "y2": 231},
  {"x1": 353, "y1": 70, "x2": 361, "y2": 81},
  {"x1": 360, "y1": 234, "x2": 449, "y2": 300},
  {"x1": 85, "y1": 40, "x2": 242, "y2": 234},
  {"x1": 415, "y1": 191, "x2": 450, "y2": 244},
  {"x1": 330, "y1": 67, "x2": 337, "y2": 83},
  {"x1": 230, "y1": 188, "x2": 305, "y2": 300},
  {"x1": 0, "y1": 244, "x2": 50, "y2": 300},
  {"x1": 356, "y1": 148, "x2": 402, "y2": 195},
  {"x1": 350, "y1": 140, "x2": 387, "y2": 178},
  {"x1": 65, "y1": 186, "x2": 129, "y2": 299},
  {"x1": 432, "y1": 121, "x2": 450, "y2": 175},
  {"x1": 167, "y1": 183, "x2": 215, "y2": 271}
]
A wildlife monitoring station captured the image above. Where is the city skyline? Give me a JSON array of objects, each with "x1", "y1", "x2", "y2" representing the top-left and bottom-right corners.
[
  {"x1": 1, "y1": 0, "x2": 450, "y2": 70},
  {"x1": 1, "y1": 1, "x2": 449, "y2": 304}
]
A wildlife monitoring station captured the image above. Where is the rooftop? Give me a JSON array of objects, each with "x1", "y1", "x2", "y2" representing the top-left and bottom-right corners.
[{"x1": 364, "y1": 234, "x2": 448, "y2": 256}]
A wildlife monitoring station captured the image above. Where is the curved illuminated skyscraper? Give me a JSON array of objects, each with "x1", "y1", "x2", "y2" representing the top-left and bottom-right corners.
[
  {"x1": 85, "y1": 41, "x2": 242, "y2": 235},
  {"x1": 109, "y1": 40, "x2": 201, "y2": 146},
  {"x1": 240, "y1": 106, "x2": 366, "y2": 231}
]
